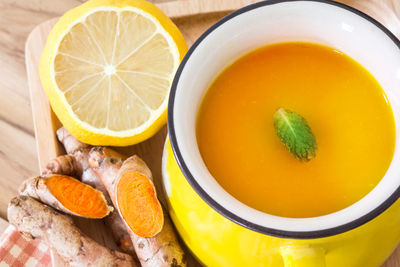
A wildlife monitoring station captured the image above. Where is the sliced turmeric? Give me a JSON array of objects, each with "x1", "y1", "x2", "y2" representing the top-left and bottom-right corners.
[
  {"x1": 8, "y1": 196, "x2": 136, "y2": 267},
  {"x1": 19, "y1": 174, "x2": 113, "y2": 219},
  {"x1": 89, "y1": 147, "x2": 186, "y2": 267},
  {"x1": 117, "y1": 158, "x2": 164, "y2": 238},
  {"x1": 56, "y1": 127, "x2": 136, "y2": 256}
]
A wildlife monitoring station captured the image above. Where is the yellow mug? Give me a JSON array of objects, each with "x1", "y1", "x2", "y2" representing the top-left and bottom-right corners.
[{"x1": 162, "y1": 0, "x2": 400, "y2": 266}]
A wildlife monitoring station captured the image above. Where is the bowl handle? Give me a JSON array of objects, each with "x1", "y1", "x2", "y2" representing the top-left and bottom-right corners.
[{"x1": 280, "y1": 245, "x2": 326, "y2": 267}]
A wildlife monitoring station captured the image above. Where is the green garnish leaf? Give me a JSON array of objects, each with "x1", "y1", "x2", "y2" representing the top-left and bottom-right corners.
[{"x1": 273, "y1": 108, "x2": 317, "y2": 161}]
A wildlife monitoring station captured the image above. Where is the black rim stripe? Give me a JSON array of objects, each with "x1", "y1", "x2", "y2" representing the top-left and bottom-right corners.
[{"x1": 168, "y1": 0, "x2": 400, "y2": 239}]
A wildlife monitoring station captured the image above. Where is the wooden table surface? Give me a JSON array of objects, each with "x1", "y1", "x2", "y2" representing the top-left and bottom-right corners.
[{"x1": 1, "y1": 0, "x2": 400, "y2": 266}]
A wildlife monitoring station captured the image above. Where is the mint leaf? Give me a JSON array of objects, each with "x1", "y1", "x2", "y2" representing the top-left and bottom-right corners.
[{"x1": 273, "y1": 108, "x2": 317, "y2": 161}]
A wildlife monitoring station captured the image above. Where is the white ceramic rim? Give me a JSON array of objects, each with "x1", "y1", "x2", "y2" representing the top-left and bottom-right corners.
[{"x1": 168, "y1": 0, "x2": 400, "y2": 238}]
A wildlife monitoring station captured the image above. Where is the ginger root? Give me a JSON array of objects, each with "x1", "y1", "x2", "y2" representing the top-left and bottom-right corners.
[
  {"x1": 55, "y1": 127, "x2": 135, "y2": 255},
  {"x1": 89, "y1": 147, "x2": 186, "y2": 267},
  {"x1": 19, "y1": 174, "x2": 113, "y2": 219},
  {"x1": 8, "y1": 196, "x2": 136, "y2": 267}
]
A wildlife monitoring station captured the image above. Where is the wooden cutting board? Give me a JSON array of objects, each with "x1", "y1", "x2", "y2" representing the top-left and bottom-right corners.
[{"x1": 24, "y1": 0, "x2": 400, "y2": 266}]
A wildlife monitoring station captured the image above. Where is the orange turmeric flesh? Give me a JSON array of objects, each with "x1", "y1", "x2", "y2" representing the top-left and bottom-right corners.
[
  {"x1": 116, "y1": 171, "x2": 164, "y2": 238},
  {"x1": 45, "y1": 175, "x2": 111, "y2": 218}
]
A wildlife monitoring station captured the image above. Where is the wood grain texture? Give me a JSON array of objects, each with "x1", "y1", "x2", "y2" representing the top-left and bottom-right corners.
[
  {"x1": 0, "y1": 0, "x2": 87, "y2": 220},
  {"x1": 157, "y1": 0, "x2": 257, "y2": 17},
  {"x1": 26, "y1": 18, "x2": 64, "y2": 171},
  {"x1": 3, "y1": 0, "x2": 400, "y2": 266}
]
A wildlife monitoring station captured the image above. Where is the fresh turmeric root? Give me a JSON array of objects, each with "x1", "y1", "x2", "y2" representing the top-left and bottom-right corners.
[
  {"x1": 19, "y1": 174, "x2": 113, "y2": 219},
  {"x1": 89, "y1": 147, "x2": 186, "y2": 267},
  {"x1": 8, "y1": 196, "x2": 136, "y2": 267},
  {"x1": 56, "y1": 127, "x2": 92, "y2": 175},
  {"x1": 55, "y1": 127, "x2": 135, "y2": 255},
  {"x1": 42, "y1": 154, "x2": 79, "y2": 176},
  {"x1": 117, "y1": 156, "x2": 164, "y2": 238}
]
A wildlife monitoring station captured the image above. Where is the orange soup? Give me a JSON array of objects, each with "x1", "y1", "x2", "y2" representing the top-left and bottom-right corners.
[{"x1": 196, "y1": 42, "x2": 396, "y2": 218}]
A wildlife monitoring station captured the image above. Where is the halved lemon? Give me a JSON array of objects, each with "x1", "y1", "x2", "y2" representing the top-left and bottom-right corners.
[{"x1": 40, "y1": 0, "x2": 187, "y2": 146}]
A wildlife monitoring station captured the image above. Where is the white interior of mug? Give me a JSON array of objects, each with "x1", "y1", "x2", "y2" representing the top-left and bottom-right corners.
[{"x1": 171, "y1": 0, "x2": 400, "y2": 232}]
